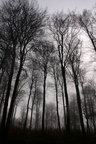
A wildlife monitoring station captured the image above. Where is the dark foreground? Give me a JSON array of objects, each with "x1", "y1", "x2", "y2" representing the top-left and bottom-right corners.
[{"x1": 1, "y1": 128, "x2": 96, "y2": 144}]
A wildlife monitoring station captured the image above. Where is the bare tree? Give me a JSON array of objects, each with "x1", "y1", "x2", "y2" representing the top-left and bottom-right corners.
[
  {"x1": 50, "y1": 56, "x2": 61, "y2": 131},
  {"x1": 0, "y1": 0, "x2": 46, "y2": 141},
  {"x1": 19, "y1": 104, "x2": 26, "y2": 128},
  {"x1": 68, "y1": 42, "x2": 85, "y2": 134},
  {"x1": 70, "y1": 95, "x2": 80, "y2": 130},
  {"x1": 29, "y1": 71, "x2": 42, "y2": 129},
  {"x1": 82, "y1": 81, "x2": 96, "y2": 132},
  {"x1": 79, "y1": 10, "x2": 96, "y2": 52},
  {"x1": 45, "y1": 103, "x2": 57, "y2": 129},
  {"x1": 23, "y1": 70, "x2": 35, "y2": 129},
  {"x1": 50, "y1": 12, "x2": 79, "y2": 132},
  {"x1": 33, "y1": 40, "x2": 54, "y2": 131},
  {"x1": 35, "y1": 87, "x2": 42, "y2": 130},
  {"x1": 79, "y1": 69, "x2": 91, "y2": 133},
  {"x1": 58, "y1": 69, "x2": 66, "y2": 129}
]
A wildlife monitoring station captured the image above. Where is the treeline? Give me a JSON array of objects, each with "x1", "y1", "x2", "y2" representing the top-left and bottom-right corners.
[{"x1": 0, "y1": 0, "x2": 96, "y2": 142}]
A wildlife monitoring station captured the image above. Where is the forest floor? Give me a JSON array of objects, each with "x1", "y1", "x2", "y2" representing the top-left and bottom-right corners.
[{"x1": 2, "y1": 128, "x2": 96, "y2": 144}]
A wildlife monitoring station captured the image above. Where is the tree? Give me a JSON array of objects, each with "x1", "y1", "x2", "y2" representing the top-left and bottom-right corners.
[
  {"x1": 12, "y1": 89, "x2": 25, "y2": 125},
  {"x1": 45, "y1": 103, "x2": 57, "y2": 129},
  {"x1": 70, "y1": 95, "x2": 80, "y2": 130},
  {"x1": 0, "y1": 0, "x2": 46, "y2": 141},
  {"x1": 34, "y1": 87, "x2": 42, "y2": 130},
  {"x1": 33, "y1": 40, "x2": 54, "y2": 131},
  {"x1": 58, "y1": 69, "x2": 66, "y2": 129},
  {"x1": 19, "y1": 104, "x2": 26, "y2": 128},
  {"x1": 50, "y1": 12, "x2": 79, "y2": 132},
  {"x1": 23, "y1": 68, "x2": 35, "y2": 129},
  {"x1": 68, "y1": 42, "x2": 85, "y2": 134},
  {"x1": 82, "y1": 81, "x2": 96, "y2": 132},
  {"x1": 79, "y1": 9, "x2": 96, "y2": 53},
  {"x1": 79, "y1": 69, "x2": 91, "y2": 133},
  {"x1": 29, "y1": 68, "x2": 42, "y2": 129},
  {"x1": 50, "y1": 56, "x2": 61, "y2": 131}
]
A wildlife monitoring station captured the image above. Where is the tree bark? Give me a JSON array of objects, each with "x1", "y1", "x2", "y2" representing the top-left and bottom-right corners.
[
  {"x1": 72, "y1": 65, "x2": 85, "y2": 134},
  {"x1": 54, "y1": 73, "x2": 61, "y2": 131},
  {"x1": 1, "y1": 49, "x2": 15, "y2": 139},
  {"x1": 12, "y1": 105, "x2": 18, "y2": 125},
  {"x1": 61, "y1": 83, "x2": 66, "y2": 129},
  {"x1": 5, "y1": 59, "x2": 23, "y2": 132},
  {"x1": 29, "y1": 87, "x2": 36, "y2": 129},
  {"x1": 42, "y1": 67, "x2": 47, "y2": 132},
  {"x1": 81, "y1": 80, "x2": 90, "y2": 133},
  {"x1": 0, "y1": 83, "x2": 6, "y2": 116},
  {"x1": 62, "y1": 66, "x2": 70, "y2": 133},
  {"x1": 24, "y1": 76, "x2": 34, "y2": 129}
]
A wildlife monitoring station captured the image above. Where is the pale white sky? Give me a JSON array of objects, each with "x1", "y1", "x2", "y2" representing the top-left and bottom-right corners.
[{"x1": 38, "y1": 0, "x2": 96, "y2": 13}]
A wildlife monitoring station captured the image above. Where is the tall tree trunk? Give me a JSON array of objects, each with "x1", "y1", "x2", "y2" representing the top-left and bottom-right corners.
[
  {"x1": 5, "y1": 60, "x2": 23, "y2": 132},
  {"x1": 54, "y1": 74, "x2": 61, "y2": 131},
  {"x1": 81, "y1": 80, "x2": 90, "y2": 133},
  {"x1": 35, "y1": 102, "x2": 40, "y2": 130},
  {"x1": 62, "y1": 66, "x2": 70, "y2": 133},
  {"x1": 72, "y1": 65, "x2": 85, "y2": 134},
  {"x1": 12, "y1": 105, "x2": 18, "y2": 125},
  {"x1": 1, "y1": 51, "x2": 15, "y2": 139},
  {"x1": 61, "y1": 84, "x2": 66, "y2": 129},
  {"x1": 59, "y1": 79, "x2": 66, "y2": 129},
  {"x1": 0, "y1": 69, "x2": 4, "y2": 84},
  {"x1": 0, "y1": 95, "x2": 4, "y2": 117},
  {"x1": 92, "y1": 120, "x2": 96, "y2": 132},
  {"x1": 29, "y1": 87, "x2": 36, "y2": 129},
  {"x1": 24, "y1": 76, "x2": 34, "y2": 129},
  {"x1": 0, "y1": 83, "x2": 6, "y2": 116},
  {"x1": 42, "y1": 67, "x2": 47, "y2": 132}
]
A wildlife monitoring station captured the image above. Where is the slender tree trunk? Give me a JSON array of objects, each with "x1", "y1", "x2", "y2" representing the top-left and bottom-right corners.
[
  {"x1": 93, "y1": 120, "x2": 96, "y2": 132},
  {"x1": 35, "y1": 102, "x2": 40, "y2": 130},
  {"x1": 81, "y1": 80, "x2": 90, "y2": 133},
  {"x1": 0, "y1": 95, "x2": 4, "y2": 117},
  {"x1": 0, "y1": 69, "x2": 3, "y2": 84},
  {"x1": 62, "y1": 66, "x2": 70, "y2": 133},
  {"x1": 86, "y1": 119, "x2": 90, "y2": 133},
  {"x1": 42, "y1": 67, "x2": 47, "y2": 132},
  {"x1": 0, "y1": 83, "x2": 6, "y2": 115},
  {"x1": 72, "y1": 65, "x2": 85, "y2": 134},
  {"x1": 1, "y1": 51, "x2": 15, "y2": 140},
  {"x1": 61, "y1": 84, "x2": 66, "y2": 129},
  {"x1": 45, "y1": 112, "x2": 48, "y2": 129},
  {"x1": 75, "y1": 82, "x2": 85, "y2": 134},
  {"x1": 29, "y1": 88, "x2": 36, "y2": 129},
  {"x1": 24, "y1": 77, "x2": 34, "y2": 129},
  {"x1": 91, "y1": 106, "x2": 96, "y2": 132},
  {"x1": 12, "y1": 105, "x2": 18, "y2": 125},
  {"x1": 5, "y1": 60, "x2": 23, "y2": 132},
  {"x1": 54, "y1": 75, "x2": 61, "y2": 131},
  {"x1": 62, "y1": 89, "x2": 66, "y2": 129}
]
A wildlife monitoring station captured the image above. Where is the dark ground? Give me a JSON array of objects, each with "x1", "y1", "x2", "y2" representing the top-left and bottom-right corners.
[{"x1": 1, "y1": 128, "x2": 96, "y2": 144}]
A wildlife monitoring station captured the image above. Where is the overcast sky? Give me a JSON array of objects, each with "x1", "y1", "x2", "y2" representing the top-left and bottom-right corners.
[{"x1": 38, "y1": 0, "x2": 96, "y2": 13}]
